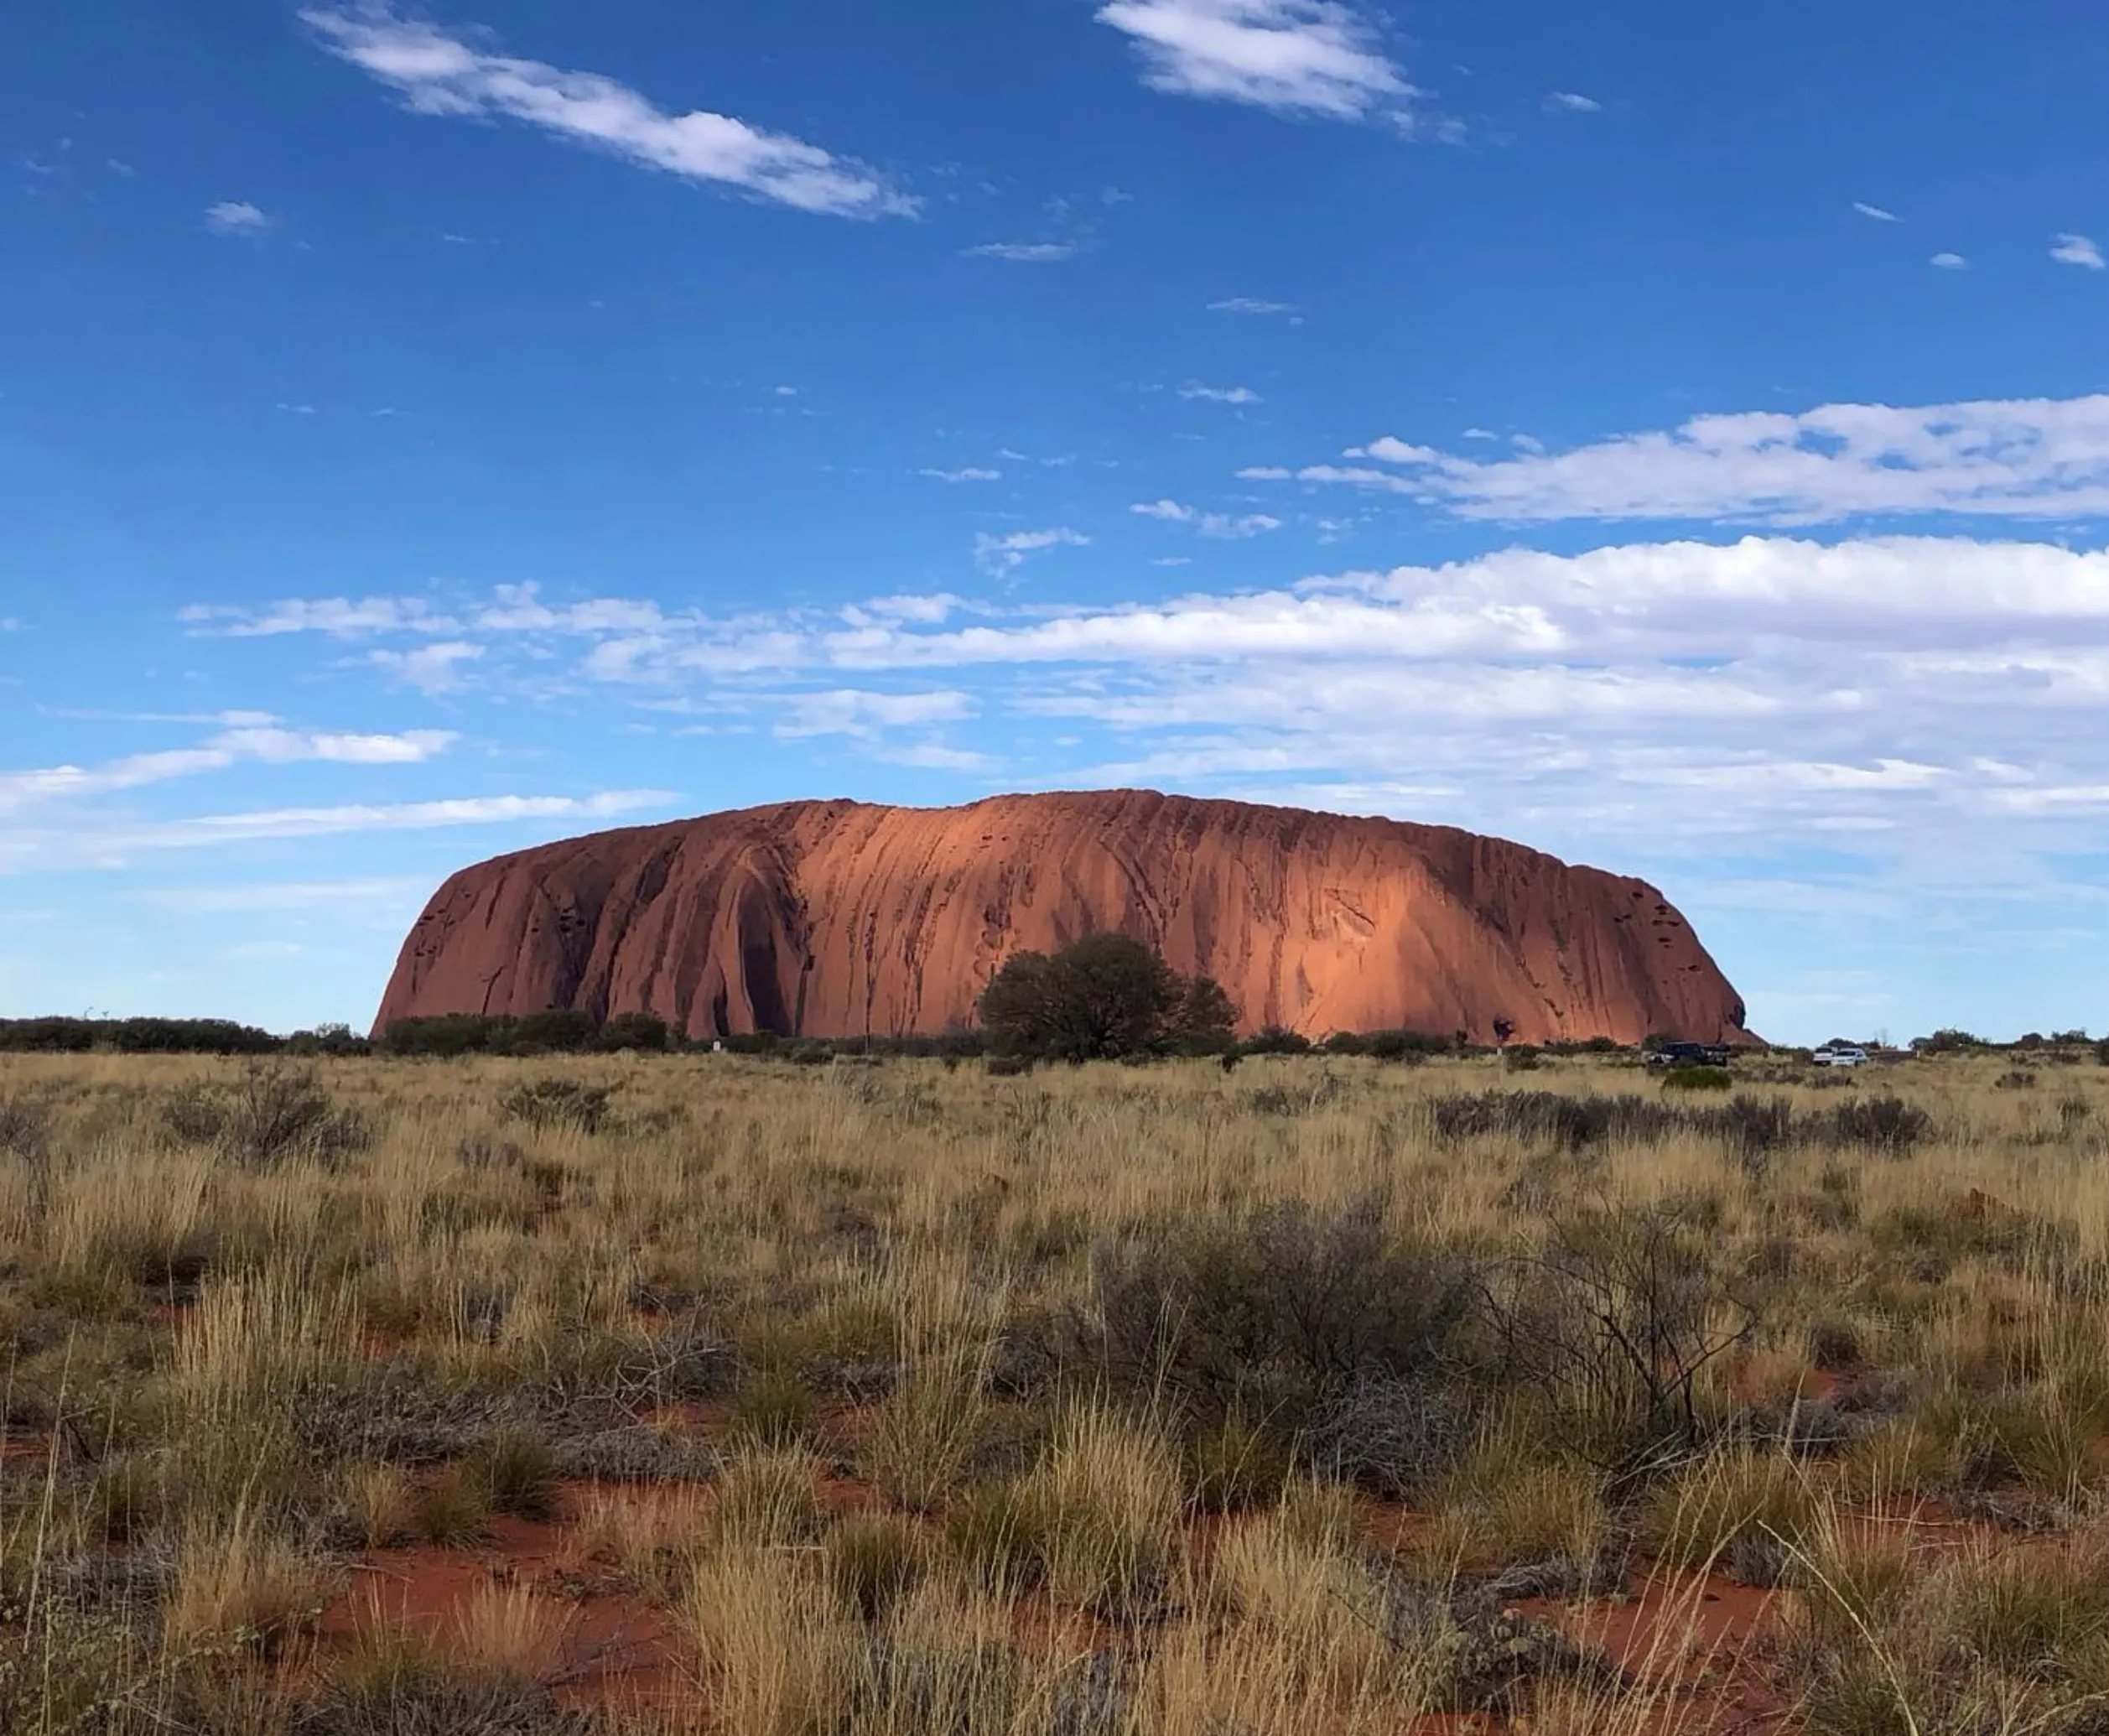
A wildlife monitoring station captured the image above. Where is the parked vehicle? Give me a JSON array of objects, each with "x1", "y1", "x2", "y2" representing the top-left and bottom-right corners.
[
  {"x1": 1812, "y1": 1044, "x2": 1869, "y2": 1068},
  {"x1": 1646, "y1": 1041, "x2": 1732, "y2": 1068}
]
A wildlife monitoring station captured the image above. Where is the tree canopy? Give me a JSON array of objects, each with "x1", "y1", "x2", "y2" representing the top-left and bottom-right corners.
[{"x1": 977, "y1": 933, "x2": 1239, "y2": 1061}]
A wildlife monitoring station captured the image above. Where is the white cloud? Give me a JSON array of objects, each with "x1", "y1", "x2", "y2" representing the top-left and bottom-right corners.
[
  {"x1": 1130, "y1": 499, "x2": 1280, "y2": 537},
  {"x1": 301, "y1": 5, "x2": 912, "y2": 218},
  {"x1": 204, "y1": 200, "x2": 269, "y2": 235},
  {"x1": 0, "y1": 725, "x2": 455, "y2": 818},
  {"x1": 174, "y1": 536, "x2": 2109, "y2": 927},
  {"x1": 187, "y1": 584, "x2": 683, "y2": 647},
  {"x1": 1181, "y1": 382, "x2": 1261, "y2": 404},
  {"x1": 1852, "y1": 201, "x2": 1900, "y2": 222},
  {"x1": 2051, "y1": 232, "x2": 2105, "y2": 270},
  {"x1": 369, "y1": 641, "x2": 486, "y2": 694},
  {"x1": 878, "y1": 742, "x2": 997, "y2": 771},
  {"x1": 919, "y1": 466, "x2": 1003, "y2": 482},
  {"x1": 216, "y1": 726, "x2": 455, "y2": 766},
  {"x1": 1544, "y1": 91, "x2": 1600, "y2": 112},
  {"x1": 974, "y1": 528, "x2": 1091, "y2": 575},
  {"x1": 963, "y1": 241, "x2": 1078, "y2": 262},
  {"x1": 140, "y1": 878, "x2": 432, "y2": 914},
  {"x1": 1931, "y1": 252, "x2": 1968, "y2": 270},
  {"x1": 472, "y1": 585, "x2": 670, "y2": 633},
  {"x1": 776, "y1": 689, "x2": 975, "y2": 738},
  {"x1": 1, "y1": 793, "x2": 673, "y2": 871},
  {"x1": 1096, "y1": 0, "x2": 1408, "y2": 120},
  {"x1": 841, "y1": 594, "x2": 966, "y2": 627},
  {"x1": 1208, "y1": 296, "x2": 1299, "y2": 314},
  {"x1": 1265, "y1": 391, "x2": 2109, "y2": 523},
  {"x1": 183, "y1": 595, "x2": 458, "y2": 637}
]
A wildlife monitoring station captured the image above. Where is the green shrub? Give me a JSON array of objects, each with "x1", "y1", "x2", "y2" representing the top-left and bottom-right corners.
[
  {"x1": 1824, "y1": 1095, "x2": 1932, "y2": 1154},
  {"x1": 979, "y1": 933, "x2": 1235, "y2": 1062},
  {"x1": 498, "y1": 1079, "x2": 614, "y2": 1134},
  {"x1": 1093, "y1": 1203, "x2": 1481, "y2": 1455},
  {"x1": 1662, "y1": 1065, "x2": 1733, "y2": 1092}
]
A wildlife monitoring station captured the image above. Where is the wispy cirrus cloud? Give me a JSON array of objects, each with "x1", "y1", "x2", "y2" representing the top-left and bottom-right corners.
[
  {"x1": 1096, "y1": 0, "x2": 1409, "y2": 121},
  {"x1": 774, "y1": 688, "x2": 976, "y2": 746},
  {"x1": 0, "y1": 725, "x2": 455, "y2": 818},
  {"x1": 1852, "y1": 200, "x2": 1901, "y2": 222},
  {"x1": 1208, "y1": 296, "x2": 1299, "y2": 315},
  {"x1": 974, "y1": 528, "x2": 1091, "y2": 575},
  {"x1": 183, "y1": 595, "x2": 457, "y2": 637},
  {"x1": 300, "y1": 5, "x2": 912, "y2": 219},
  {"x1": 1256, "y1": 392, "x2": 2109, "y2": 524},
  {"x1": 367, "y1": 641, "x2": 486, "y2": 694},
  {"x1": 919, "y1": 466, "x2": 1003, "y2": 483},
  {"x1": 2051, "y1": 232, "x2": 2105, "y2": 270},
  {"x1": 963, "y1": 241, "x2": 1079, "y2": 263},
  {"x1": 175, "y1": 533, "x2": 2109, "y2": 928},
  {"x1": 1544, "y1": 91, "x2": 1600, "y2": 112},
  {"x1": 186, "y1": 584, "x2": 667, "y2": 642},
  {"x1": 204, "y1": 200, "x2": 270, "y2": 235},
  {"x1": 1131, "y1": 499, "x2": 1282, "y2": 537},
  {"x1": 1181, "y1": 382, "x2": 1261, "y2": 405},
  {"x1": 138, "y1": 878, "x2": 434, "y2": 914},
  {"x1": 0, "y1": 792, "x2": 674, "y2": 876}
]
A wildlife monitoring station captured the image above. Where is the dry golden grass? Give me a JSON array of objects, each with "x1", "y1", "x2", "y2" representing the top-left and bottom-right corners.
[{"x1": 1, "y1": 1043, "x2": 2107, "y2": 1732}]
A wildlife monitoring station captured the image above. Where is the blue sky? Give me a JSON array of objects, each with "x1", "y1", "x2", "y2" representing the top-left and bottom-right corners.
[{"x1": 6, "y1": 0, "x2": 2109, "y2": 1042}]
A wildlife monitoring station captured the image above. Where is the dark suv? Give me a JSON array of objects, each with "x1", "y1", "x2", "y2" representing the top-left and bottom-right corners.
[{"x1": 1646, "y1": 1041, "x2": 1732, "y2": 1068}]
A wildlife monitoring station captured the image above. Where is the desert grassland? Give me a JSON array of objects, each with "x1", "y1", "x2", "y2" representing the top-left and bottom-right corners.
[{"x1": 3, "y1": 1047, "x2": 2109, "y2": 1734}]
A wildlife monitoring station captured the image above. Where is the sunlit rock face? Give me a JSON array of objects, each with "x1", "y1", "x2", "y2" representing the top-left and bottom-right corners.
[{"x1": 373, "y1": 789, "x2": 1753, "y2": 1047}]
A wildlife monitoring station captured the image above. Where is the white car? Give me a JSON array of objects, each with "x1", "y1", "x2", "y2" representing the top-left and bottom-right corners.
[{"x1": 1812, "y1": 1044, "x2": 1869, "y2": 1068}]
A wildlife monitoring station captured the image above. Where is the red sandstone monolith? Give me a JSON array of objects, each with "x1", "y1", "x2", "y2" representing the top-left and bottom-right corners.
[{"x1": 371, "y1": 790, "x2": 1753, "y2": 1045}]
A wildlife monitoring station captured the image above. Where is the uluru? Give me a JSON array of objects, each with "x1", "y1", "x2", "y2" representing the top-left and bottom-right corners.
[
  {"x1": 375, "y1": 788, "x2": 1746, "y2": 1046},
  {"x1": 372, "y1": 790, "x2": 1752, "y2": 1046}
]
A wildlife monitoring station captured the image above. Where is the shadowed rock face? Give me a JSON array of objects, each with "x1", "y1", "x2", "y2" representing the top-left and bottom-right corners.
[{"x1": 371, "y1": 790, "x2": 1753, "y2": 1046}]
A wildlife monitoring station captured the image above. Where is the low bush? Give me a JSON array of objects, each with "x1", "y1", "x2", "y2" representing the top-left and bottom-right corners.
[
  {"x1": 1822, "y1": 1095, "x2": 1933, "y2": 1155},
  {"x1": 1092, "y1": 1203, "x2": 1482, "y2": 1458},
  {"x1": 1431, "y1": 1089, "x2": 1680, "y2": 1150},
  {"x1": 1662, "y1": 1064, "x2": 1733, "y2": 1091},
  {"x1": 498, "y1": 1078, "x2": 615, "y2": 1134},
  {"x1": 162, "y1": 1063, "x2": 368, "y2": 1167}
]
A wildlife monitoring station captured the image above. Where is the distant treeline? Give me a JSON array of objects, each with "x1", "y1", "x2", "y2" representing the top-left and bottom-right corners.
[
  {"x1": 3, "y1": 1011, "x2": 2101, "y2": 1063},
  {"x1": 0, "y1": 1016, "x2": 288, "y2": 1055},
  {"x1": 0, "y1": 1010, "x2": 1618, "y2": 1063}
]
